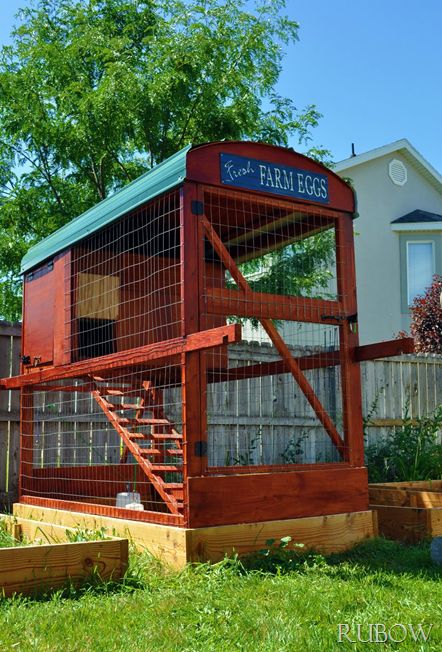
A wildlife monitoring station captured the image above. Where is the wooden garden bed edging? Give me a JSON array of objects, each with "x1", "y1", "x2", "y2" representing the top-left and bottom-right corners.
[
  {"x1": 0, "y1": 521, "x2": 128, "y2": 597},
  {"x1": 369, "y1": 481, "x2": 442, "y2": 543},
  {"x1": 11, "y1": 503, "x2": 376, "y2": 567}
]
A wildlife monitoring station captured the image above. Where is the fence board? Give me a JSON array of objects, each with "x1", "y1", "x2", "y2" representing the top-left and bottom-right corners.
[{"x1": 0, "y1": 323, "x2": 21, "y2": 506}]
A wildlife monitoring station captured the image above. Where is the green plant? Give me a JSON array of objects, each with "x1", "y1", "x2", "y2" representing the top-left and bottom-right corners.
[
  {"x1": 241, "y1": 535, "x2": 326, "y2": 574},
  {"x1": 65, "y1": 527, "x2": 110, "y2": 543},
  {"x1": 227, "y1": 428, "x2": 262, "y2": 466},
  {"x1": 365, "y1": 404, "x2": 442, "y2": 482},
  {"x1": 281, "y1": 431, "x2": 308, "y2": 464},
  {"x1": 0, "y1": 519, "x2": 22, "y2": 548}
]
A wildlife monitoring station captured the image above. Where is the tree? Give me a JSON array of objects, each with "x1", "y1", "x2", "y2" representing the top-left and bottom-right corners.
[
  {"x1": 0, "y1": 0, "x2": 325, "y2": 320},
  {"x1": 408, "y1": 274, "x2": 442, "y2": 353}
]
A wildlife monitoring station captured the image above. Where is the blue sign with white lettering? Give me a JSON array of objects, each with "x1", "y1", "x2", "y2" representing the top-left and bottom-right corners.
[{"x1": 220, "y1": 153, "x2": 329, "y2": 204}]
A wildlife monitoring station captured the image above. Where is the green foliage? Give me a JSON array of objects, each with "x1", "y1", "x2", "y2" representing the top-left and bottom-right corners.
[
  {"x1": 281, "y1": 431, "x2": 308, "y2": 464},
  {"x1": 227, "y1": 428, "x2": 262, "y2": 466},
  {"x1": 239, "y1": 230, "x2": 334, "y2": 296},
  {"x1": 0, "y1": 520, "x2": 22, "y2": 548},
  {"x1": 227, "y1": 229, "x2": 335, "y2": 329},
  {"x1": 0, "y1": 0, "x2": 326, "y2": 320},
  {"x1": 365, "y1": 404, "x2": 442, "y2": 483},
  {"x1": 65, "y1": 527, "x2": 110, "y2": 543},
  {"x1": 241, "y1": 536, "x2": 327, "y2": 574},
  {"x1": 410, "y1": 274, "x2": 442, "y2": 353}
]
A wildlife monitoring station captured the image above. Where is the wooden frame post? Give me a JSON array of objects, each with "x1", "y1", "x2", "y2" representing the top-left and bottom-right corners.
[
  {"x1": 336, "y1": 214, "x2": 365, "y2": 466},
  {"x1": 180, "y1": 184, "x2": 208, "y2": 485},
  {"x1": 53, "y1": 251, "x2": 71, "y2": 366}
]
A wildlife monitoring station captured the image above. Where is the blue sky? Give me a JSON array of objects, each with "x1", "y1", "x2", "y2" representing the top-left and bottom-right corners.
[{"x1": 1, "y1": 0, "x2": 441, "y2": 171}]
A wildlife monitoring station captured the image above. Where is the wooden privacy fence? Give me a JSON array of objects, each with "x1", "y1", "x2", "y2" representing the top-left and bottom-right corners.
[
  {"x1": 361, "y1": 353, "x2": 442, "y2": 445},
  {"x1": 0, "y1": 321, "x2": 21, "y2": 508},
  {"x1": 1, "y1": 322, "x2": 442, "y2": 502}
]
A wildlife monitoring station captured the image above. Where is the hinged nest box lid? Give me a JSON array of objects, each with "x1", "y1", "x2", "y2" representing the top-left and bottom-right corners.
[{"x1": 21, "y1": 141, "x2": 356, "y2": 274}]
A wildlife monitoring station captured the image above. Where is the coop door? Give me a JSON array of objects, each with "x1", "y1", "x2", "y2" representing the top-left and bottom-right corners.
[
  {"x1": 76, "y1": 273, "x2": 120, "y2": 358},
  {"x1": 23, "y1": 263, "x2": 55, "y2": 365}
]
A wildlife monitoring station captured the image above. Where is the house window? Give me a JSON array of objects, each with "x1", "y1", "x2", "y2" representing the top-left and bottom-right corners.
[{"x1": 406, "y1": 241, "x2": 435, "y2": 305}]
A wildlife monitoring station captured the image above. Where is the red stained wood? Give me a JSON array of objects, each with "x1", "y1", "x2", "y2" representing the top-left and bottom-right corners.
[
  {"x1": 207, "y1": 462, "x2": 350, "y2": 475},
  {"x1": 187, "y1": 466, "x2": 368, "y2": 528},
  {"x1": 187, "y1": 142, "x2": 356, "y2": 214},
  {"x1": 20, "y1": 496, "x2": 184, "y2": 526},
  {"x1": 355, "y1": 338, "x2": 415, "y2": 361},
  {"x1": 22, "y1": 264, "x2": 55, "y2": 365},
  {"x1": 1, "y1": 324, "x2": 241, "y2": 389},
  {"x1": 208, "y1": 351, "x2": 341, "y2": 384},
  {"x1": 206, "y1": 287, "x2": 344, "y2": 325},
  {"x1": 53, "y1": 251, "x2": 71, "y2": 366},
  {"x1": 180, "y1": 184, "x2": 208, "y2": 482},
  {"x1": 335, "y1": 216, "x2": 364, "y2": 466},
  {"x1": 207, "y1": 340, "x2": 414, "y2": 385}
]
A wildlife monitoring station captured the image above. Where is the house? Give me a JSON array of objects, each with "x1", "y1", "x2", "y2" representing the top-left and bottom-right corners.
[{"x1": 334, "y1": 139, "x2": 442, "y2": 344}]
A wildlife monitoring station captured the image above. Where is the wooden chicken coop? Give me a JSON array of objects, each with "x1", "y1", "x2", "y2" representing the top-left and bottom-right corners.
[{"x1": 1, "y1": 142, "x2": 413, "y2": 562}]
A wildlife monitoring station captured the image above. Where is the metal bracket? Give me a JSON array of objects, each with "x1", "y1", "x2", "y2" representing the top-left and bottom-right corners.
[
  {"x1": 191, "y1": 200, "x2": 204, "y2": 215},
  {"x1": 321, "y1": 313, "x2": 358, "y2": 324},
  {"x1": 194, "y1": 440, "x2": 208, "y2": 457}
]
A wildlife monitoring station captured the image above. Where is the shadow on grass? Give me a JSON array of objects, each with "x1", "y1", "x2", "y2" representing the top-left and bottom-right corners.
[{"x1": 239, "y1": 536, "x2": 442, "y2": 585}]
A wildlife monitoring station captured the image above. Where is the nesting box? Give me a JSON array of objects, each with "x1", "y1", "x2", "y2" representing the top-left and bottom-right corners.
[{"x1": 3, "y1": 141, "x2": 392, "y2": 551}]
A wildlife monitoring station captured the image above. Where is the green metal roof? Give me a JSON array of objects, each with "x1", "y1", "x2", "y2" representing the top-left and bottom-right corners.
[{"x1": 21, "y1": 144, "x2": 192, "y2": 273}]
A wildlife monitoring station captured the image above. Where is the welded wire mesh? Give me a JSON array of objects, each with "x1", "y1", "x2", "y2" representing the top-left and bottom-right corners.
[
  {"x1": 201, "y1": 186, "x2": 348, "y2": 469},
  {"x1": 21, "y1": 365, "x2": 183, "y2": 515},
  {"x1": 67, "y1": 191, "x2": 181, "y2": 361}
]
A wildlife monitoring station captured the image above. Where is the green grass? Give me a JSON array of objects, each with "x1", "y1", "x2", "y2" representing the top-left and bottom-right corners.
[
  {"x1": 0, "y1": 538, "x2": 441, "y2": 651},
  {"x1": 0, "y1": 520, "x2": 23, "y2": 548}
]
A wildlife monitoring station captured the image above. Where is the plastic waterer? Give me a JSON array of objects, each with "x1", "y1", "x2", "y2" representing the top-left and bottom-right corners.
[
  {"x1": 125, "y1": 502, "x2": 145, "y2": 511},
  {"x1": 116, "y1": 491, "x2": 142, "y2": 508}
]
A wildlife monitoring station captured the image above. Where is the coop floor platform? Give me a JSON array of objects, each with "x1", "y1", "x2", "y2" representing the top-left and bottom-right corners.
[{"x1": 12, "y1": 504, "x2": 376, "y2": 567}]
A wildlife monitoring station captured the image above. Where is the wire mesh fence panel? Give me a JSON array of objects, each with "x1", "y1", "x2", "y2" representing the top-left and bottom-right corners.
[
  {"x1": 67, "y1": 191, "x2": 182, "y2": 363},
  {"x1": 21, "y1": 368, "x2": 185, "y2": 519},
  {"x1": 200, "y1": 186, "x2": 349, "y2": 470}
]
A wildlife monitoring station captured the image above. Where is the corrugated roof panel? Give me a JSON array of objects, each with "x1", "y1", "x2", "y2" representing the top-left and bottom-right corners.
[{"x1": 21, "y1": 144, "x2": 191, "y2": 273}]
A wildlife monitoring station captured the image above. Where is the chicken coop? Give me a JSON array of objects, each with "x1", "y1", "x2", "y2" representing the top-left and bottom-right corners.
[{"x1": 2, "y1": 142, "x2": 412, "y2": 561}]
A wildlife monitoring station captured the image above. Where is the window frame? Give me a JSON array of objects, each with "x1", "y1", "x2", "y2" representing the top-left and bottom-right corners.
[{"x1": 406, "y1": 239, "x2": 435, "y2": 306}]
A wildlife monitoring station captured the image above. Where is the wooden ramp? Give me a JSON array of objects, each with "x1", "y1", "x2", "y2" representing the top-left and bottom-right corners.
[{"x1": 91, "y1": 376, "x2": 184, "y2": 516}]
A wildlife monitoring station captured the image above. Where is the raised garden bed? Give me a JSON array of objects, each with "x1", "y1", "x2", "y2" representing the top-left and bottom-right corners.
[
  {"x1": 369, "y1": 480, "x2": 442, "y2": 543},
  {"x1": 0, "y1": 516, "x2": 128, "y2": 597}
]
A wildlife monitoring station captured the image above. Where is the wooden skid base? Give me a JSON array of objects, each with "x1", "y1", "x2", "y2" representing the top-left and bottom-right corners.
[
  {"x1": 369, "y1": 481, "x2": 442, "y2": 543},
  {"x1": 12, "y1": 503, "x2": 376, "y2": 568}
]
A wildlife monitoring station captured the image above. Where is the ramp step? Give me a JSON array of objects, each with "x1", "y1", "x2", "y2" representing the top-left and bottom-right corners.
[
  {"x1": 139, "y1": 448, "x2": 161, "y2": 456},
  {"x1": 151, "y1": 464, "x2": 182, "y2": 472}
]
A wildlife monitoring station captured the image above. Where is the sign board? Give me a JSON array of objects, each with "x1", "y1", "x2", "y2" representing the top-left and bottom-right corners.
[{"x1": 220, "y1": 153, "x2": 329, "y2": 204}]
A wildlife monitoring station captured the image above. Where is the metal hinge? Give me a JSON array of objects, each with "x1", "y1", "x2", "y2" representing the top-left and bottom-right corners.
[
  {"x1": 191, "y1": 200, "x2": 204, "y2": 215},
  {"x1": 194, "y1": 440, "x2": 208, "y2": 457}
]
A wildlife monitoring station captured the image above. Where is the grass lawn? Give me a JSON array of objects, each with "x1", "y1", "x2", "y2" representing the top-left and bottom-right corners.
[{"x1": 0, "y1": 537, "x2": 440, "y2": 651}]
